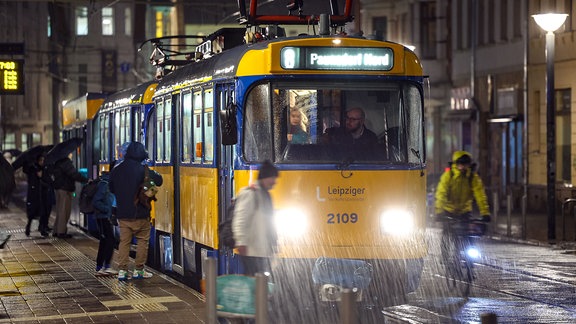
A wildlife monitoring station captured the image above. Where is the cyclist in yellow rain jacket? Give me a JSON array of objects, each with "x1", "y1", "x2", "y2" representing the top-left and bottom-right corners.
[{"x1": 435, "y1": 151, "x2": 491, "y2": 222}]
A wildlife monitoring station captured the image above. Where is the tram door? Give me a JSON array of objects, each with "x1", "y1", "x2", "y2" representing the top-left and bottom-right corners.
[
  {"x1": 172, "y1": 93, "x2": 184, "y2": 275},
  {"x1": 217, "y1": 84, "x2": 235, "y2": 238}
]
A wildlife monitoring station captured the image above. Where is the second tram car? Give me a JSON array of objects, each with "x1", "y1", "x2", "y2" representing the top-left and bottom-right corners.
[{"x1": 61, "y1": 92, "x2": 107, "y2": 230}]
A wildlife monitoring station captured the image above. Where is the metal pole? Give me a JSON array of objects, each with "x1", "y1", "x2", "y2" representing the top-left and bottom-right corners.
[
  {"x1": 507, "y1": 194, "x2": 512, "y2": 237},
  {"x1": 492, "y1": 191, "x2": 499, "y2": 224},
  {"x1": 545, "y1": 31, "x2": 556, "y2": 243},
  {"x1": 255, "y1": 273, "x2": 269, "y2": 324},
  {"x1": 205, "y1": 257, "x2": 217, "y2": 324},
  {"x1": 521, "y1": 195, "x2": 527, "y2": 240},
  {"x1": 340, "y1": 289, "x2": 356, "y2": 324}
]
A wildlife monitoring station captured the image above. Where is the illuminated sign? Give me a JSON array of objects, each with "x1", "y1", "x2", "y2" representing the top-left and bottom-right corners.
[
  {"x1": 280, "y1": 47, "x2": 393, "y2": 71},
  {"x1": 0, "y1": 59, "x2": 24, "y2": 95}
]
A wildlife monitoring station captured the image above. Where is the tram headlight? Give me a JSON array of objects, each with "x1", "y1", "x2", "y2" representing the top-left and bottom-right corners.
[
  {"x1": 275, "y1": 208, "x2": 309, "y2": 239},
  {"x1": 379, "y1": 209, "x2": 414, "y2": 235}
]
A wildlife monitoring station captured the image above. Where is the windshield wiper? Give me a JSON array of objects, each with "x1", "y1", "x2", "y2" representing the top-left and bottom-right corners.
[{"x1": 410, "y1": 148, "x2": 425, "y2": 177}]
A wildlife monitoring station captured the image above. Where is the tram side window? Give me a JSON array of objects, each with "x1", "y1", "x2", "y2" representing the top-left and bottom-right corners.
[
  {"x1": 136, "y1": 110, "x2": 143, "y2": 142},
  {"x1": 244, "y1": 84, "x2": 272, "y2": 162},
  {"x1": 121, "y1": 109, "x2": 129, "y2": 144},
  {"x1": 164, "y1": 98, "x2": 172, "y2": 163},
  {"x1": 114, "y1": 112, "x2": 121, "y2": 160},
  {"x1": 101, "y1": 114, "x2": 110, "y2": 162},
  {"x1": 204, "y1": 90, "x2": 214, "y2": 163},
  {"x1": 193, "y1": 91, "x2": 202, "y2": 163},
  {"x1": 182, "y1": 92, "x2": 193, "y2": 163},
  {"x1": 156, "y1": 100, "x2": 165, "y2": 163}
]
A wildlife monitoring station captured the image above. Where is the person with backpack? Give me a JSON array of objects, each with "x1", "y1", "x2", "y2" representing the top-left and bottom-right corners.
[
  {"x1": 435, "y1": 151, "x2": 491, "y2": 223},
  {"x1": 109, "y1": 142, "x2": 162, "y2": 281},
  {"x1": 91, "y1": 167, "x2": 118, "y2": 276},
  {"x1": 232, "y1": 160, "x2": 279, "y2": 276}
]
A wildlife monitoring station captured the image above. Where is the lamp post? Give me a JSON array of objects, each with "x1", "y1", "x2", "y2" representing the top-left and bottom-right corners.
[{"x1": 532, "y1": 13, "x2": 568, "y2": 243}]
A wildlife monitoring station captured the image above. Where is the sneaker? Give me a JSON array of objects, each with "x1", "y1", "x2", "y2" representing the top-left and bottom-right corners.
[
  {"x1": 103, "y1": 267, "x2": 118, "y2": 275},
  {"x1": 96, "y1": 268, "x2": 108, "y2": 276},
  {"x1": 132, "y1": 269, "x2": 153, "y2": 279},
  {"x1": 118, "y1": 269, "x2": 128, "y2": 281}
]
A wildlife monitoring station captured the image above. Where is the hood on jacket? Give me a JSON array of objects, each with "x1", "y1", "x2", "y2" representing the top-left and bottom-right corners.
[
  {"x1": 452, "y1": 150, "x2": 472, "y2": 164},
  {"x1": 124, "y1": 142, "x2": 148, "y2": 163}
]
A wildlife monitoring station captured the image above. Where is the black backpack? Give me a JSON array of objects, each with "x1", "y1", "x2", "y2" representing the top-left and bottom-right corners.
[
  {"x1": 79, "y1": 179, "x2": 101, "y2": 214},
  {"x1": 218, "y1": 198, "x2": 237, "y2": 250},
  {"x1": 218, "y1": 187, "x2": 257, "y2": 250}
]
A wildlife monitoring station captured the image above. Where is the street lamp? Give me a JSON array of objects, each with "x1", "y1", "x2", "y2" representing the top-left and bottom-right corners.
[{"x1": 532, "y1": 13, "x2": 568, "y2": 243}]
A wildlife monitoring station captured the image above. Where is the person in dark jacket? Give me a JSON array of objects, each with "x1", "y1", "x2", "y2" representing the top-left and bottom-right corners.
[
  {"x1": 0, "y1": 153, "x2": 15, "y2": 209},
  {"x1": 109, "y1": 142, "x2": 162, "y2": 281},
  {"x1": 52, "y1": 153, "x2": 88, "y2": 238},
  {"x1": 92, "y1": 170, "x2": 118, "y2": 276},
  {"x1": 22, "y1": 154, "x2": 51, "y2": 237}
]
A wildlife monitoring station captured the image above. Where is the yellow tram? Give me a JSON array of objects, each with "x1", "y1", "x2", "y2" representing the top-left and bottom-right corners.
[{"x1": 140, "y1": 0, "x2": 428, "y2": 307}]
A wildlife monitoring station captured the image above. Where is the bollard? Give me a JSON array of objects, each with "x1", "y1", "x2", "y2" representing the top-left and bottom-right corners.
[
  {"x1": 205, "y1": 257, "x2": 217, "y2": 324},
  {"x1": 492, "y1": 192, "x2": 499, "y2": 224},
  {"x1": 562, "y1": 198, "x2": 576, "y2": 241},
  {"x1": 255, "y1": 273, "x2": 269, "y2": 324},
  {"x1": 340, "y1": 289, "x2": 357, "y2": 324},
  {"x1": 521, "y1": 194, "x2": 527, "y2": 240},
  {"x1": 480, "y1": 312, "x2": 498, "y2": 323},
  {"x1": 506, "y1": 194, "x2": 512, "y2": 237}
]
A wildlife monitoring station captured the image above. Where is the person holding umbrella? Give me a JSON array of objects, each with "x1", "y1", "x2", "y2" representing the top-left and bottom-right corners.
[
  {"x1": 22, "y1": 153, "x2": 52, "y2": 236},
  {"x1": 47, "y1": 138, "x2": 88, "y2": 238}
]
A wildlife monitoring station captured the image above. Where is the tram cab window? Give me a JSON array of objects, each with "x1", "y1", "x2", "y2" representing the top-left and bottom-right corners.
[
  {"x1": 244, "y1": 84, "x2": 273, "y2": 162},
  {"x1": 243, "y1": 81, "x2": 424, "y2": 165}
]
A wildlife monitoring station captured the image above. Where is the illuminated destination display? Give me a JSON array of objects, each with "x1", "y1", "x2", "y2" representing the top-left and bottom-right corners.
[
  {"x1": 0, "y1": 59, "x2": 24, "y2": 95},
  {"x1": 280, "y1": 47, "x2": 393, "y2": 71}
]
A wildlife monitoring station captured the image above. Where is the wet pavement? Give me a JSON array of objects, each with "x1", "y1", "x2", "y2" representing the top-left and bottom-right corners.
[{"x1": 0, "y1": 205, "x2": 207, "y2": 323}]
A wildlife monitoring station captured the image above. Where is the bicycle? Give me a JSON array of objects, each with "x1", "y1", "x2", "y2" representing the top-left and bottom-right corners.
[{"x1": 439, "y1": 214, "x2": 486, "y2": 298}]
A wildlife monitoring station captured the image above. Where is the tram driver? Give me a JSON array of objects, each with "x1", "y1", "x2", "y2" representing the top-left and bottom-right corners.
[{"x1": 322, "y1": 107, "x2": 378, "y2": 146}]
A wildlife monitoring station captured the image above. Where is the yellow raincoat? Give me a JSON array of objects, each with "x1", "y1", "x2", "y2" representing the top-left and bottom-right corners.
[{"x1": 435, "y1": 151, "x2": 490, "y2": 216}]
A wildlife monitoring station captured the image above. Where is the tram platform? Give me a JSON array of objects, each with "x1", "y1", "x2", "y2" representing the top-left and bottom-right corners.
[{"x1": 0, "y1": 205, "x2": 207, "y2": 324}]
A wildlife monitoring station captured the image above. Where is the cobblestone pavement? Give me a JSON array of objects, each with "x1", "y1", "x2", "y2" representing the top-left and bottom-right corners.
[{"x1": 0, "y1": 206, "x2": 207, "y2": 323}]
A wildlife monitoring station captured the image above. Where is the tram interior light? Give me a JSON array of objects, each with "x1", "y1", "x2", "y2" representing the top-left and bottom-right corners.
[{"x1": 380, "y1": 209, "x2": 414, "y2": 235}]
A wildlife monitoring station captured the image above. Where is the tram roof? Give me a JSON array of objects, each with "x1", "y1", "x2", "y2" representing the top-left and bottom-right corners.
[{"x1": 101, "y1": 80, "x2": 158, "y2": 111}]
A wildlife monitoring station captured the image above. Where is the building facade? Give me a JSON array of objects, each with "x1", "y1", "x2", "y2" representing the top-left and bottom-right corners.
[{"x1": 0, "y1": 1, "x2": 177, "y2": 151}]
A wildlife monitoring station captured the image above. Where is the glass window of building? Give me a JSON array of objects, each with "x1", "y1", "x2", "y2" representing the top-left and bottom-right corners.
[
  {"x1": 76, "y1": 6, "x2": 88, "y2": 35},
  {"x1": 102, "y1": 7, "x2": 114, "y2": 35},
  {"x1": 124, "y1": 7, "x2": 132, "y2": 36}
]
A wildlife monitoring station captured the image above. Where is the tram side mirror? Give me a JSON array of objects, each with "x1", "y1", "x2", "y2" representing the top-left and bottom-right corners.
[{"x1": 219, "y1": 102, "x2": 238, "y2": 145}]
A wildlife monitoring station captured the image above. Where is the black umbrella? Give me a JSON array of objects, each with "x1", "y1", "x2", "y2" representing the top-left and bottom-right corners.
[
  {"x1": 11, "y1": 145, "x2": 53, "y2": 170},
  {"x1": 45, "y1": 138, "x2": 83, "y2": 164}
]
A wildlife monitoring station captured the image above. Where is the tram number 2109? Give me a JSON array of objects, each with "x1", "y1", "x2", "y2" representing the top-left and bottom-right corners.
[{"x1": 327, "y1": 213, "x2": 358, "y2": 224}]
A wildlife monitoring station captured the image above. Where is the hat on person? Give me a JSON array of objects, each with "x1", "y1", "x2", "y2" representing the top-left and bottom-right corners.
[
  {"x1": 452, "y1": 150, "x2": 472, "y2": 165},
  {"x1": 258, "y1": 160, "x2": 279, "y2": 179}
]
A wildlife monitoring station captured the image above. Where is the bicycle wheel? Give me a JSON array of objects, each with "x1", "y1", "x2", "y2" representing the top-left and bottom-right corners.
[{"x1": 441, "y1": 235, "x2": 471, "y2": 298}]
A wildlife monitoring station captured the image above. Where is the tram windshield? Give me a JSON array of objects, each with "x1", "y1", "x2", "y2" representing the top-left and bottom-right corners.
[{"x1": 243, "y1": 81, "x2": 424, "y2": 165}]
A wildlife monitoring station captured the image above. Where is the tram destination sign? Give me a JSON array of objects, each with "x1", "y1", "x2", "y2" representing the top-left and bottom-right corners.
[
  {"x1": 0, "y1": 59, "x2": 24, "y2": 95},
  {"x1": 280, "y1": 47, "x2": 393, "y2": 71}
]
